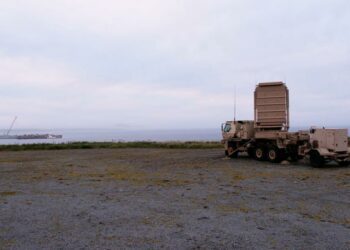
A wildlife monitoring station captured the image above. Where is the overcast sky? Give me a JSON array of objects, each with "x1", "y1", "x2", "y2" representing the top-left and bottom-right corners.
[{"x1": 0, "y1": 0, "x2": 349, "y2": 129}]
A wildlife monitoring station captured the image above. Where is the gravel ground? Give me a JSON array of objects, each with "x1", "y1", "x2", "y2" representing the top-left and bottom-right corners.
[{"x1": 0, "y1": 148, "x2": 349, "y2": 249}]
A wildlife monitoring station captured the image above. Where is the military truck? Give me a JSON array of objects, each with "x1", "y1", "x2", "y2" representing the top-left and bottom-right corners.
[{"x1": 221, "y1": 82, "x2": 350, "y2": 167}]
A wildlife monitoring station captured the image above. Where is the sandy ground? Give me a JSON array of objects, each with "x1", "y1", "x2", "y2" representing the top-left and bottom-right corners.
[{"x1": 0, "y1": 148, "x2": 349, "y2": 249}]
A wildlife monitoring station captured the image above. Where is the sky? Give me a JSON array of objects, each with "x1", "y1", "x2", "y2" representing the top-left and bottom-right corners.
[{"x1": 0, "y1": 0, "x2": 349, "y2": 130}]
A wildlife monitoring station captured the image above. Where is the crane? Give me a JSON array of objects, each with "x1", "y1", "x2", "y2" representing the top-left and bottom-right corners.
[{"x1": 6, "y1": 116, "x2": 17, "y2": 136}]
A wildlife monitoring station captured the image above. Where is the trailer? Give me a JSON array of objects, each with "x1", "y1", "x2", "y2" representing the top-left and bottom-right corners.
[{"x1": 221, "y1": 82, "x2": 350, "y2": 167}]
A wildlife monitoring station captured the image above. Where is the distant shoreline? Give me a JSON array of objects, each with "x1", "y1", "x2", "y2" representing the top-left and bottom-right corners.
[{"x1": 0, "y1": 141, "x2": 223, "y2": 151}]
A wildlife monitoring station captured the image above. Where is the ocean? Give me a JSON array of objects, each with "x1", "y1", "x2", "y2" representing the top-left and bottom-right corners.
[{"x1": 0, "y1": 128, "x2": 222, "y2": 145}]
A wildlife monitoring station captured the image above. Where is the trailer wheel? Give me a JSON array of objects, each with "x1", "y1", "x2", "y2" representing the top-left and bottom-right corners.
[
  {"x1": 267, "y1": 146, "x2": 282, "y2": 163},
  {"x1": 254, "y1": 146, "x2": 266, "y2": 161},
  {"x1": 309, "y1": 150, "x2": 325, "y2": 168}
]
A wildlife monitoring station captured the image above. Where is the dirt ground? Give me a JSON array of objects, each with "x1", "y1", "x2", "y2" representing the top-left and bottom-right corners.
[{"x1": 0, "y1": 148, "x2": 349, "y2": 249}]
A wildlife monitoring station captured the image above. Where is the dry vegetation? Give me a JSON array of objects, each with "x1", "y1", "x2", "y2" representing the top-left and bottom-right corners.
[{"x1": 0, "y1": 141, "x2": 222, "y2": 151}]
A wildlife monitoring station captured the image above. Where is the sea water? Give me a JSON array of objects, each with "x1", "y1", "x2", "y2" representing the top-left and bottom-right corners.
[{"x1": 0, "y1": 128, "x2": 222, "y2": 145}]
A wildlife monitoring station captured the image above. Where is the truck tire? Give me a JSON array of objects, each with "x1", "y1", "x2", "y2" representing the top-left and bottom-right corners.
[
  {"x1": 267, "y1": 146, "x2": 284, "y2": 163},
  {"x1": 254, "y1": 146, "x2": 266, "y2": 161},
  {"x1": 309, "y1": 150, "x2": 325, "y2": 168}
]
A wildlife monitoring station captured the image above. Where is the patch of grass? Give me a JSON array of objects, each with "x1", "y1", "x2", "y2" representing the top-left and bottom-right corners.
[
  {"x1": 0, "y1": 238, "x2": 16, "y2": 249},
  {"x1": 217, "y1": 204, "x2": 252, "y2": 214},
  {"x1": 107, "y1": 170, "x2": 146, "y2": 183},
  {"x1": 0, "y1": 191, "x2": 17, "y2": 196},
  {"x1": 151, "y1": 178, "x2": 191, "y2": 187},
  {"x1": 0, "y1": 141, "x2": 222, "y2": 152},
  {"x1": 68, "y1": 168, "x2": 193, "y2": 187}
]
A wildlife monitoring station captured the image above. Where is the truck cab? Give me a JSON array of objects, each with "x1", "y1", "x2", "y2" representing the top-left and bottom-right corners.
[
  {"x1": 221, "y1": 120, "x2": 255, "y2": 157},
  {"x1": 221, "y1": 121, "x2": 255, "y2": 140}
]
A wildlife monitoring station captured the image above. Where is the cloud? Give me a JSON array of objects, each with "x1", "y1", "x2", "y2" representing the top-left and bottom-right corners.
[
  {"x1": 0, "y1": 1, "x2": 349, "y2": 129},
  {"x1": 0, "y1": 55, "x2": 79, "y2": 87},
  {"x1": 0, "y1": 59, "x2": 253, "y2": 128}
]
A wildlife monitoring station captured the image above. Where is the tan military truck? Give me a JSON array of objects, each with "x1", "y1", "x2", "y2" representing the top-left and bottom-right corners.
[{"x1": 221, "y1": 82, "x2": 350, "y2": 167}]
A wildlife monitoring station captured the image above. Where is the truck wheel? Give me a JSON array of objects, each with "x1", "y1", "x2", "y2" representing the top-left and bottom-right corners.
[
  {"x1": 310, "y1": 150, "x2": 325, "y2": 168},
  {"x1": 227, "y1": 147, "x2": 238, "y2": 158},
  {"x1": 269, "y1": 147, "x2": 286, "y2": 163},
  {"x1": 267, "y1": 146, "x2": 283, "y2": 163},
  {"x1": 254, "y1": 146, "x2": 266, "y2": 161}
]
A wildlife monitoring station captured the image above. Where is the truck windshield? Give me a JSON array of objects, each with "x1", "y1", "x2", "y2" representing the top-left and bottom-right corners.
[{"x1": 224, "y1": 124, "x2": 231, "y2": 132}]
